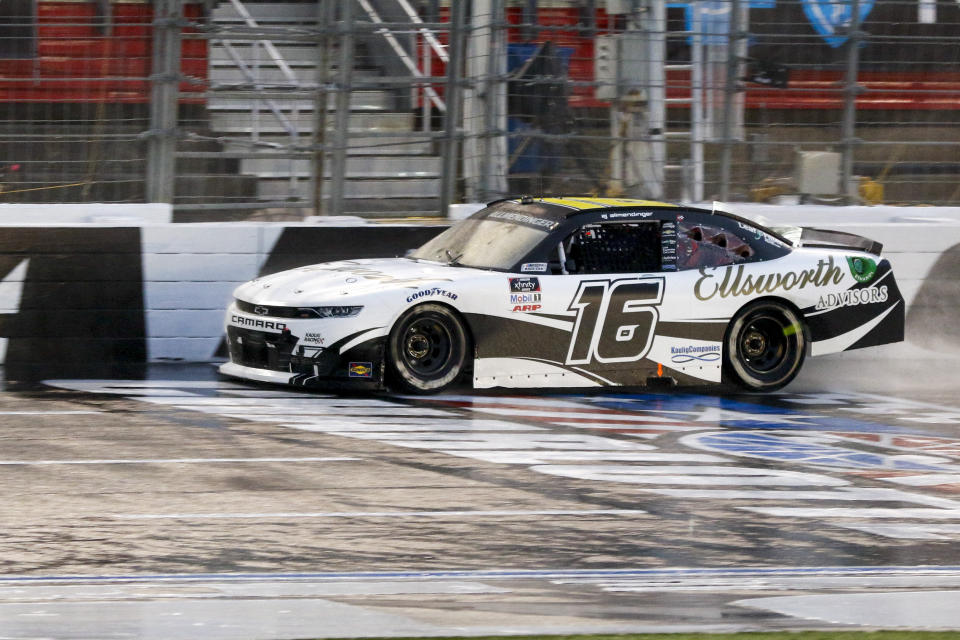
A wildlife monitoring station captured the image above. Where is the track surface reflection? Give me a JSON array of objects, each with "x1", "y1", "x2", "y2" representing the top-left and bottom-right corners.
[{"x1": 2, "y1": 359, "x2": 960, "y2": 637}]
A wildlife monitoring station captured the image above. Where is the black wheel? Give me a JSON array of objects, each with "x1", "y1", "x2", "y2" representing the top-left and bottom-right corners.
[
  {"x1": 724, "y1": 300, "x2": 806, "y2": 391},
  {"x1": 387, "y1": 303, "x2": 469, "y2": 393}
]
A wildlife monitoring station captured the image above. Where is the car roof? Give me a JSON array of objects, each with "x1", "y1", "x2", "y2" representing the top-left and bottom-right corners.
[
  {"x1": 496, "y1": 196, "x2": 680, "y2": 217},
  {"x1": 489, "y1": 197, "x2": 792, "y2": 245}
]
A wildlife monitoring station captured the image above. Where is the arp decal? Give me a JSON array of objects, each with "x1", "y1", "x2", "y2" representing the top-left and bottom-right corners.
[
  {"x1": 565, "y1": 277, "x2": 664, "y2": 365},
  {"x1": 510, "y1": 291, "x2": 542, "y2": 313}
]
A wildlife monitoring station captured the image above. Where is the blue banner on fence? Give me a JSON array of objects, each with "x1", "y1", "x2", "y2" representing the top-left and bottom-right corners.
[{"x1": 801, "y1": 0, "x2": 876, "y2": 48}]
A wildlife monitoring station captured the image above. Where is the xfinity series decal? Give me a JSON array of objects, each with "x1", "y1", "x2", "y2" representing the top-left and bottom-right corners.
[
  {"x1": 510, "y1": 277, "x2": 541, "y2": 293},
  {"x1": 566, "y1": 277, "x2": 664, "y2": 365},
  {"x1": 695, "y1": 257, "x2": 845, "y2": 301}
]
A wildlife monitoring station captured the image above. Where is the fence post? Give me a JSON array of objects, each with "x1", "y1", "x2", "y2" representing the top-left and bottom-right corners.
[
  {"x1": 841, "y1": 0, "x2": 863, "y2": 202},
  {"x1": 312, "y1": 0, "x2": 336, "y2": 214},
  {"x1": 327, "y1": 0, "x2": 354, "y2": 217},
  {"x1": 480, "y1": 0, "x2": 506, "y2": 202},
  {"x1": 718, "y1": 0, "x2": 741, "y2": 203},
  {"x1": 146, "y1": 0, "x2": 182, "y2": 203},
  {"x1": 440, "y1": 0, "x2": 466, "y2": 216}
]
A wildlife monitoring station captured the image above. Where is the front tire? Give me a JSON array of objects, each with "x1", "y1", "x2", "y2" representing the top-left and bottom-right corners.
[
  {"x1": 387, "y1": 303, "x2": 469, "y2": 393},
  {"x1": 724, "y1": 300, "x2": 806, "y2": 391}
]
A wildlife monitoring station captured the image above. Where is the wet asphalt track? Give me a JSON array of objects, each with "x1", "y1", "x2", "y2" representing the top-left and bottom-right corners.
[{"x1": 3, "y1": 345, "x2": 960, "y2": 638}]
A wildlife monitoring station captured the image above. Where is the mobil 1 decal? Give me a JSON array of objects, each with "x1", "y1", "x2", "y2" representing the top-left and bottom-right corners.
[{"x1": 566, "y1": 277, "x2": 664, "y2": 365}]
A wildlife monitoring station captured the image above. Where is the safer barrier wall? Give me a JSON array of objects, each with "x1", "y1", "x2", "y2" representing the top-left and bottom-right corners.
[{"x1": 1, "y1": 206, "x2": 959, "y2": 381}]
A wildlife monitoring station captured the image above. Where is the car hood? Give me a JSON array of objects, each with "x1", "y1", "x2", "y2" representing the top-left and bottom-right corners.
[{"x1": 232, "y1": 258, "x2": 474, "y2": 305}]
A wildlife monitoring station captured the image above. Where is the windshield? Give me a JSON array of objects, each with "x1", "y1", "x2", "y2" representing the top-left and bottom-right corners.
[{"x1": 410, "y1": 213, "x2": 552, "y2": 270}]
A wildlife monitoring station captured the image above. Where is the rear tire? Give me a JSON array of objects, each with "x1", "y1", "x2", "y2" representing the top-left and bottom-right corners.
[
  {"x1": 724, "y1": 300, "x2": 806, "y2": 391},
  {"x1": 387, "y1": 303, "x2": 469, "y2": 394}
]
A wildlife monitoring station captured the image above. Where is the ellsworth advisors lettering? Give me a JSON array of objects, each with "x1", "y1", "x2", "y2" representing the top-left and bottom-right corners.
[
  {"x1": 816, "y1": 285, "x2": 889, "y2": 311},
  {"x1": 695, "y1": 257, "x2": 845, "y2": 301}
]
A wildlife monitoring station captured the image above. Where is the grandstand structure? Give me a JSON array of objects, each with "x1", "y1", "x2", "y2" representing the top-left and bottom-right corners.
[{"x1": 0, "y1": 0, "x2": 958, "y2": 218}]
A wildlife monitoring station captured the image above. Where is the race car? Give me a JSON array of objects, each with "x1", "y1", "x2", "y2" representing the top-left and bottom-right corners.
[{"x1": 219, "y1": 197, "x2": 904, "y2": 393}]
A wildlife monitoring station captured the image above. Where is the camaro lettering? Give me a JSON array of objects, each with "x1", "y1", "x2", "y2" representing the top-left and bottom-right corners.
[
  {"x1": 694, "y1": 257, "x2": 844, "y2": 301},
  {"x1": 406, "y1": 288, "x2": 459, "y2": 303},
  {"x1": 816, "y1": 285, "x2": 888, "y2": 311},
  {"x1": 231, "y1": 315, "x2": 287, "y2": 330}
]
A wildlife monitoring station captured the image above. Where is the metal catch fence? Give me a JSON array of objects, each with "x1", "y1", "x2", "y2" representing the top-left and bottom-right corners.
[{"x1": 1, "y1": 0, "x2": 958, "y2": 218}]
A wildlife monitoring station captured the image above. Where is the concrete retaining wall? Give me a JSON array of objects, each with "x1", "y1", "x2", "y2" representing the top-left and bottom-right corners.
[{"x1": 1, "y1": 204, "x2": 958, "y2": 380}]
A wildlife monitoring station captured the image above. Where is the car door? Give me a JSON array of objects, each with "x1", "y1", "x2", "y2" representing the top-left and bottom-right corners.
[{"x1": 530, "y1": 211, "x2": 700, "y2": 386}]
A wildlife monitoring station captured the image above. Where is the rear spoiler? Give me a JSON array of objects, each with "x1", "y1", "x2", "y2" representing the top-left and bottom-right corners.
[{"x1": 797, "y1": 228, "x2": 883, "y2": 256}]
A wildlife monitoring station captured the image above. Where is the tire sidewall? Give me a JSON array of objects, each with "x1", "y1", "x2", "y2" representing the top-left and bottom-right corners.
[
  {"x1": 724, "y1": 300, "x2": 806, "y2": 391},
  {"x1": 387, "y1": 303, "x2": 469, "y2": 393}
]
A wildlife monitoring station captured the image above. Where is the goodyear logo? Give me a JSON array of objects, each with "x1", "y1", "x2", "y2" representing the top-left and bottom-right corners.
[{"x1": 348, "y1": 362, "x2": 373, "y2": 378}]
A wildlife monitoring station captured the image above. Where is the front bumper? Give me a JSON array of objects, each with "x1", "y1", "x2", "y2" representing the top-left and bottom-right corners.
[{"x1": 222, "y1": 323, "x2": 387, "y2": 389}]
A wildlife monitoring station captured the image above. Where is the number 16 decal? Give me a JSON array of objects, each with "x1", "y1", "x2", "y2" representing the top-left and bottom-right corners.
[{"x1": 565, "y1": 277, "x2": 664, "y2": 365}]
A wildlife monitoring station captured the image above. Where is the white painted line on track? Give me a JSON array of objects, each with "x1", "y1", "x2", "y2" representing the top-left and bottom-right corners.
[
  {"x1": 881, "y1": 473, "x2": 960, "y2": 486},
  {"x1": 0, "y1": 411, "x2": 100, "y2": 415},
  {"x1": 6, "y1": 565, "x2": 960, "y2": 585},
  {"x1": 743, "y1": 506, "x2": 960, "y2": 519},
  {"x1": 833, "y1": 522, "x2": 960, "y2": 540},
  {"x1": 114, "y1": 509, "x2": 648, "y2": 520},
  {"x1": 0, "y1": 457, "x2": 360, "y2": 466}
]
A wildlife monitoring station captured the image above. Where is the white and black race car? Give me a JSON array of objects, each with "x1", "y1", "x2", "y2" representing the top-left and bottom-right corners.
[{"x1": 220, "y1": 197, "x2": 904, "y2": 393}]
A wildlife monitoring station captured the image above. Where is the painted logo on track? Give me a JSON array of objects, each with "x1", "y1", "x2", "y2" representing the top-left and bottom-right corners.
[{"x1": 45, "y1": 381, "x2": 960, "y2": 541}]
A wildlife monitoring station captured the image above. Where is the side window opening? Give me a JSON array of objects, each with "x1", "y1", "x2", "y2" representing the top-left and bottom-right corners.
[
  {"x1": 551, "y1": 221, "x2": 662, "y2": 274},
  {"x1": 678, "y1": 223, "x2": 755, "y2": 269}
]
